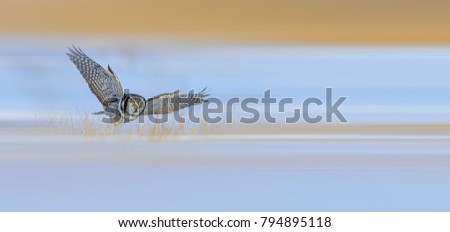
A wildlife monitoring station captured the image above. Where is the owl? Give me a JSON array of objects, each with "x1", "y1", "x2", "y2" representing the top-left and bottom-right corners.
[{"x1": 67, "y1": 46, "x2": 209, "y2": 123}]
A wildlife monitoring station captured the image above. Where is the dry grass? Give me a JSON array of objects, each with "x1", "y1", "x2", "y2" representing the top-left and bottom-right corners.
[
  {"x1": 35, "y1": 112, "x2": 231, "y2": 141},
  {"x1": 34, "y1": 112, "x2": 450, "y2": 142}
]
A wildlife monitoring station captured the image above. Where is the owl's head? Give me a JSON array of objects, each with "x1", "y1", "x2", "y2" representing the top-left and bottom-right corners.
[{"x1": 121, "y1": 93, "x2": 146, "y2": 122}]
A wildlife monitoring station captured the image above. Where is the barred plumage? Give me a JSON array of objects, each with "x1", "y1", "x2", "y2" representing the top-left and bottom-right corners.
[
  {"x1": 67, "y1": 46, "x2": 210, "y2": 123},
  {"x1": 66, "y1": 46, "x2": 123, "y2": 107},
  {"x1": 145, "y1": 88, "x2": 210, "y2": 115}
]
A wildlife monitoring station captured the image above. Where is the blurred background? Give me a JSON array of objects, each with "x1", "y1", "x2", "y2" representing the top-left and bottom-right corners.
[
  {"x1": 1, "y1": 0, "x2": 450, "y2": 212},
  {"x1": 2, "y1": 0, "x2": 450, "y2": 43},
  {"x1": 1, "y1": 0, "x2": 450, "y2": 123}
]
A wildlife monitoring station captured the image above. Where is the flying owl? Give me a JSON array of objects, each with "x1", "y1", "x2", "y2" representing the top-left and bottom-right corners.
[{"x1": 66, "y1": 46, "x2": 209, "y2": 123}]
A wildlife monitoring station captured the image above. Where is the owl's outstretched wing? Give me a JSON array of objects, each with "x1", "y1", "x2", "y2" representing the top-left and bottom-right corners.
[
  {"x1": 66, "y1": 46, "x2": 124, "y2": 107},
  {"x1": 145, "y1": 87, "x2": 210, "y2": 115}
]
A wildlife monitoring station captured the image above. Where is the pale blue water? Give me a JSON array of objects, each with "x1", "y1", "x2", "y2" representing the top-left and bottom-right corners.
[{"x1": 1, "y1": 139, "x2": 450, "y2": 211}]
